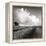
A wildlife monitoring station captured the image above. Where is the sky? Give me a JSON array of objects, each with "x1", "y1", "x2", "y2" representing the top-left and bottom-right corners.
[{"x1": 13, "y1": 6, "x2": 42, "y2": 26}]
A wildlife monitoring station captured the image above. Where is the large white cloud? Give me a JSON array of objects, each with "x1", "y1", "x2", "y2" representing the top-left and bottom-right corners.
[{"x1": 14, "y1": 8, "x2": 41, "y2": 26}]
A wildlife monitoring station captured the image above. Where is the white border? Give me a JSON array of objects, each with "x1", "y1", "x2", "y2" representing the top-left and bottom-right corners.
[{"x1": 7, "y1": 2, "x2": 45, "y2": 43}]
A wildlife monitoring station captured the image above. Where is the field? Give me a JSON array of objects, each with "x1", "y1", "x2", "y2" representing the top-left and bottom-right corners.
[{"x1": 13, "y1": 26, "x2": 42, "y2": 40}]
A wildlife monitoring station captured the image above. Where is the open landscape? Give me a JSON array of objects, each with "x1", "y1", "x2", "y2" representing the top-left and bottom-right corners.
[{"x1": 13, "y1": 6, "x2": 42, "y2": 40}]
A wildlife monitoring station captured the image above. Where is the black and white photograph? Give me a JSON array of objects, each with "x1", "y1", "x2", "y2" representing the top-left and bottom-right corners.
[
  {"x1": 5, "y1": 2, "x2": 45, "y2": 43},
  {"x1": 13, "y1": 6, "x2": 42, "y2": 40}
]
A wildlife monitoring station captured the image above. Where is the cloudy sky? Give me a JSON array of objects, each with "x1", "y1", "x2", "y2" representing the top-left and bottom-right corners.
[{"x1": 13, "y1": 6, "x2": 42, "y2": 26}]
